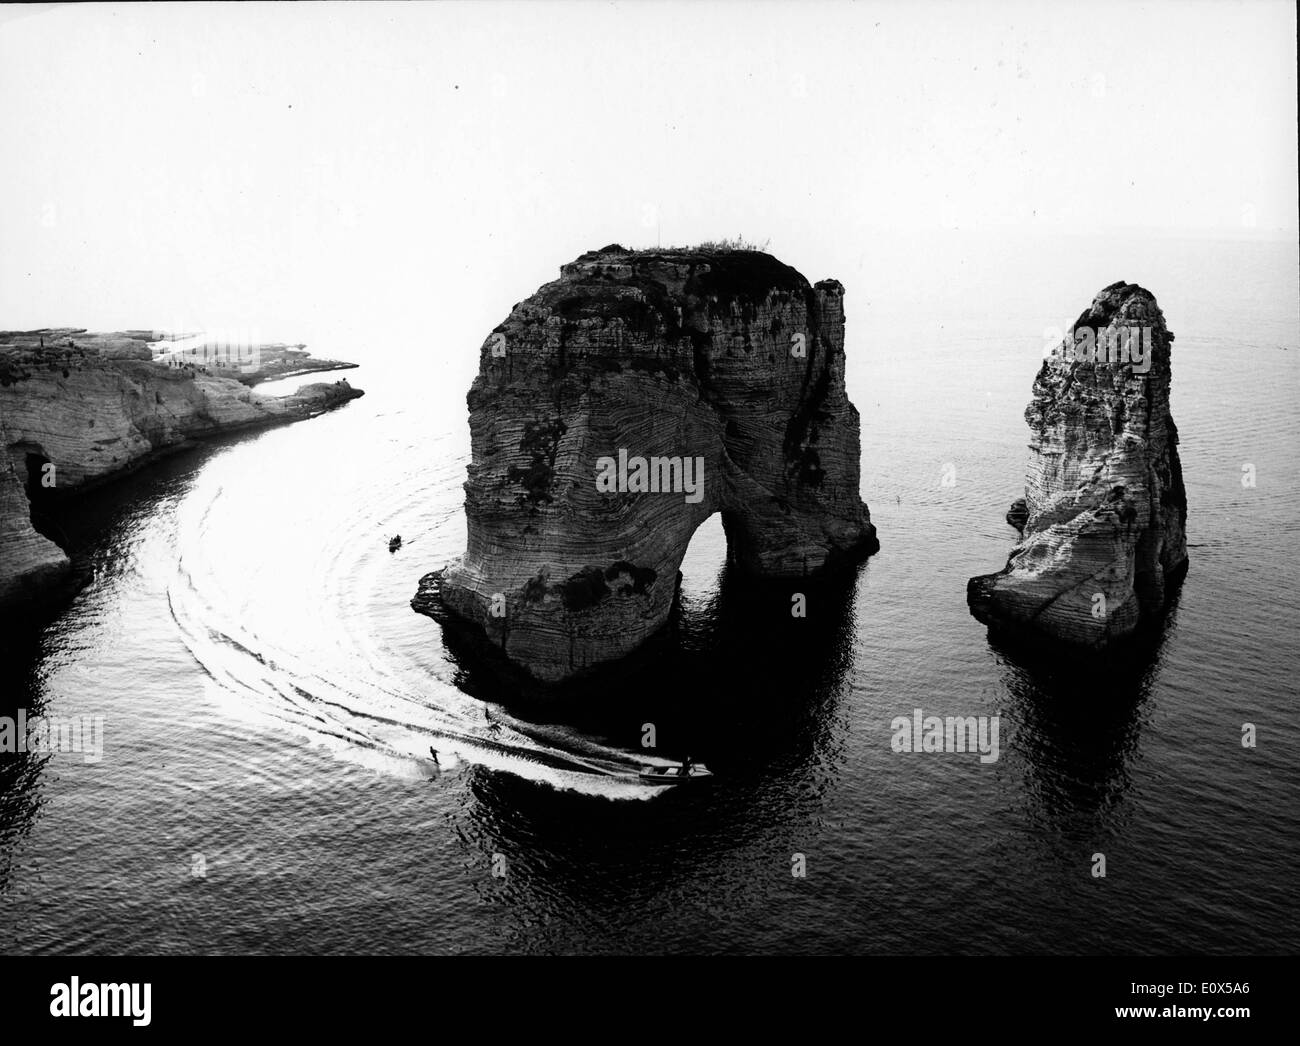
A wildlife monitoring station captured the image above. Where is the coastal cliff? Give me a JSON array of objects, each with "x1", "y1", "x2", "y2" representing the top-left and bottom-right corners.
[
  {"x1": 967, "y1": 282, "x2": 1188, "y2": 646},
  {"x1": 415, "y1": 244, "x2": 877, "y2": 683},
  {"x1": 0, "y1": 329, "x2": 363, "y2": 604},
  {"x1": 0, "y1": 447, "x2": 68, "y2": 603}
]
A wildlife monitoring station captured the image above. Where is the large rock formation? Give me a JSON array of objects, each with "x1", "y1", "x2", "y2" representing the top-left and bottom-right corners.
[
  {"x1": 415, "y1": 244, "x2": 877, "y2": 683},
  {"x1": 968, "y1": 282, "x2": 1188, "y2": 646},
  {"x1": 0, "y1": 329, "x2": 363, "y2": 605}
]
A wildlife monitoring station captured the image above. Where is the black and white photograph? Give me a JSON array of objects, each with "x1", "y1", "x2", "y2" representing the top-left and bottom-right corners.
[{"x1": 0, "y1": 0, "x2": 1295, "y2": 1026}]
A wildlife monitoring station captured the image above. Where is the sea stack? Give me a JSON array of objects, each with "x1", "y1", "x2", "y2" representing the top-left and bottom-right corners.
[
  {"x1": 968, "y1": 282, "x2": 1188, "y2": 646},
  {"x1": 416, "y1": 244, "x2": 877, "y2": 683}
]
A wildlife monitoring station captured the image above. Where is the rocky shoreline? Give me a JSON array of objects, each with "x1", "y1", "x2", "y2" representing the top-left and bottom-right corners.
[{"x1": 0, "y1": 329, "x2": 363, "y2": 605}]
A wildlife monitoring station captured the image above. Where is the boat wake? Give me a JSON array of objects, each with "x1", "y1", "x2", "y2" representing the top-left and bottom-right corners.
[{"x1": 164, "y1": 441, "x2": 671, "y2": 799}]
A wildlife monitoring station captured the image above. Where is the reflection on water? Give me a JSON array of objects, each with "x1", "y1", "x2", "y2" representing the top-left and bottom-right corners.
[
  {"x1": 0, "y1": 620, "x2": 50, "y2": 904},
  {"x1": 440, "y1": 563, "x2": 872, "y2": 952},
  {"x1": 985, "y1": 586, "x2": 1184, "y2": 830},
  {"x1": 437, "y1": 549, "x2": 863, "y2": 766}
]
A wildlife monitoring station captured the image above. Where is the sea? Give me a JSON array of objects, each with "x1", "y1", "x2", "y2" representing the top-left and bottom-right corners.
[{"x1": 1, "y1": 230, "x2": 1297, "y2": 955}]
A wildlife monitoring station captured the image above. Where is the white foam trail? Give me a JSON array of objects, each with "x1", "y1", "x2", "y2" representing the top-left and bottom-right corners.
[{"x1": 167, "y1": 466, "x2": 670, "y2": 799}]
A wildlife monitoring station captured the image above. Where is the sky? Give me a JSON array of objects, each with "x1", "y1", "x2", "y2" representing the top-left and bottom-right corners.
[{"x1": 1, "y1": 0, "x2": 1296, "y2": 341}]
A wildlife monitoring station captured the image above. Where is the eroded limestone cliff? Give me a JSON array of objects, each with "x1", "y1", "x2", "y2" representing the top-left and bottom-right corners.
[
  {"x1": 415, "y1": 245, "x2": 877, "y2": 683},
  {"x1": 967, "y1": 282, "x2": 1188, "y2": 646},
  {"x1": 0, "y1": 444, "x2": 68, "y2": 604},
  {"x1": 0, "y1": 329, "x2": 363, "y2": 605}
]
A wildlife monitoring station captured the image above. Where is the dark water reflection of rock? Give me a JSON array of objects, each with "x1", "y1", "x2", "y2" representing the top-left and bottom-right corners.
[{"x1": 984, "y1": 583, "x2": 1186, "y2": 831}]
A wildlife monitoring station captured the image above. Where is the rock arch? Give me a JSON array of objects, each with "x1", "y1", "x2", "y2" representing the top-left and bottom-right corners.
[{"x1": 415, "y1": 245, "x2": 878, "y2": 683}]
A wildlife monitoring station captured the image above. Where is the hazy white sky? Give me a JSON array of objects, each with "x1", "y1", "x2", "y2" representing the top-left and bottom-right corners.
[{"x1": 1, "y1": 1, "x2": 1295, "y2": 337}]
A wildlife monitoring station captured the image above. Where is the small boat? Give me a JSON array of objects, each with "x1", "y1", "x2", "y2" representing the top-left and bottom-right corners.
[
  {"x1": 388, "y1": 535, "x2": 402, "y2": 552},
  {"x1": 639, "y1": 762, "x2": 713, "y2": 783}
]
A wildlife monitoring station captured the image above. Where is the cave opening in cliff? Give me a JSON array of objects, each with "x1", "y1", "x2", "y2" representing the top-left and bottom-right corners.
[
  {"x1": 22, "y1": 450, "x2": 62, "y2": 544},
  {"x1": 22, "y1": 451, "x2": 50, "y2": 500}
]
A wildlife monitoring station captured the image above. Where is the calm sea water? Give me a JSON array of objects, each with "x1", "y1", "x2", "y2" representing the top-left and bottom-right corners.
[{"x1": 1, "y1": 232, "x2": 1297, "y2": 955}]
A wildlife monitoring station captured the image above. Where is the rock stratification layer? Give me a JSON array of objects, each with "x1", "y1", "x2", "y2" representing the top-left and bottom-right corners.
[
  {"x1": 0, "y1": 329, "x2": 363, "y2": 605},
  {"x1": 419, "y1": 245, "x2": 877, "y2": 682},
  {"x1": 967, "y1": 282, "x2": 1188, "y2": 646}
]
